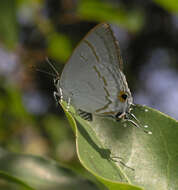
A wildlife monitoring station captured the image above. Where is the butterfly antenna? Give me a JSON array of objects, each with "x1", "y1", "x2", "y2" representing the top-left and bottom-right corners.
[
  {"x1": 45, "y1": 57, "x2": 59, "y2": 77},
  {"x1": 35, "y1": 68, "x2": 57, "y2": 78}
]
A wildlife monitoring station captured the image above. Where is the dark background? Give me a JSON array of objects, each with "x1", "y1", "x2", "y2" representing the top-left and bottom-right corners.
[{"x1": 0, "y1": 0, "x2": 178, "y2": 171}]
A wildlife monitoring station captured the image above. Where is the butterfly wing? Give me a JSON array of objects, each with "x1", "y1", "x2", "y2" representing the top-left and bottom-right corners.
[{"x1": 59, "y1": 23, "x2": 130, "y2": 114}]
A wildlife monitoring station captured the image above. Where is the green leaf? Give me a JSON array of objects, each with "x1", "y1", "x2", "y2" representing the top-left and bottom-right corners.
[
  {"x1": 6, "y1": 85, "x2": 29, "y2": 120},
  {"x1": 47, "y1": 33, "x2": 72, "y2": 62},
  {"x1": 0, "y1": 150, "x2": 100, "y2": 190},
  {"x1": 77, "y1": 0, "x2": 144, "y2": 32},
  {"x1": 62, "y1": 103, "x2": 178, "y2": 190},
  {"x1": 0, "y1": 171, "x2": 35, "y2": 190},
  {"x1": 154, "y1": 0, "x2": 178, "y2": 13},
  {"x1": 0, "y1": 0, "x2": 18, "y2": 48}
]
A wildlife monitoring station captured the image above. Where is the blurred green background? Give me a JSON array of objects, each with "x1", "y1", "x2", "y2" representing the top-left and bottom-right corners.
[{"x1": 0, "y1": 0, "x2": 178, "y2": 188}]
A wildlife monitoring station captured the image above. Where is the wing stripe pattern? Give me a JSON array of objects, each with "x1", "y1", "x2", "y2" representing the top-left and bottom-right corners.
[{"x1": 84, "y1": 40, "x2": 100, "y2": 63}]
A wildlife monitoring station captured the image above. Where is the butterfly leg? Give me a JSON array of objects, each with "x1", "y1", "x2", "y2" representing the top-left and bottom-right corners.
[
  {"x1": 77, "y1": 109, "x2": 93, "y2": 121},
  {"x1": 54, "y1": 87, "x2": 63, "y2": 103},
  {"x1": 59, "y1": 87, "x2": 63, "y2": 100},
  {"x1": 53, "y1": 91, "x2": 61, "y2": 106},
  {"x1": 66, "y1": 97, "x2": 71, "y2": 111},
  {"x1": 110, "y1": 156, "x2": 134, "y2": 171}
]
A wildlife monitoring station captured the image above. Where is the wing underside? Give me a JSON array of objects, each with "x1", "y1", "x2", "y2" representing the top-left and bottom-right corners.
[{"x1": 60, "y1": 23, "x2": 128, "y2": 113}]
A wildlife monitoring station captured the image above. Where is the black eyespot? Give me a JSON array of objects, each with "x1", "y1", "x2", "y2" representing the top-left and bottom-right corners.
[{"x1": 121, "y1": 93, "x2": 127, "y2": 100}]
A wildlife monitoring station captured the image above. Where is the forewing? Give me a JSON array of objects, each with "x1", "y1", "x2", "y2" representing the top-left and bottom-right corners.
[{"x1": 60, "y1": 23, "x2": 124, "y2": 113}]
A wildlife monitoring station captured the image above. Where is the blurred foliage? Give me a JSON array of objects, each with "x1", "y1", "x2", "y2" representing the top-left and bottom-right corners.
[
  {"x1": 0, "y1": 0, "x2": 178, "y2": 189},
  {"x1": 154, "y1": 0, "x2": 178, "y2": 13},
  {"x1": 0, "y1": 0, "x2": 18, "y2": 48},
  {"x1": 77, "y1": 0, "x2": 144, "y2": 32},
  {"x1": 0, "y1": 149, "x2": 101, "y2": 190},
  {"x1": 47, "y1": 32, "x2": 72, "y2": 62},
  {"x1": 0, "y1": 171, "x2": 34, "y2": 190}
]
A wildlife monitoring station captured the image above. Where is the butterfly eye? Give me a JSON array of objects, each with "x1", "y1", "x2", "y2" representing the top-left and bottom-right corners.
[{"x1": 118, "y1": 91, "x2": 128, "y2": 102}]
